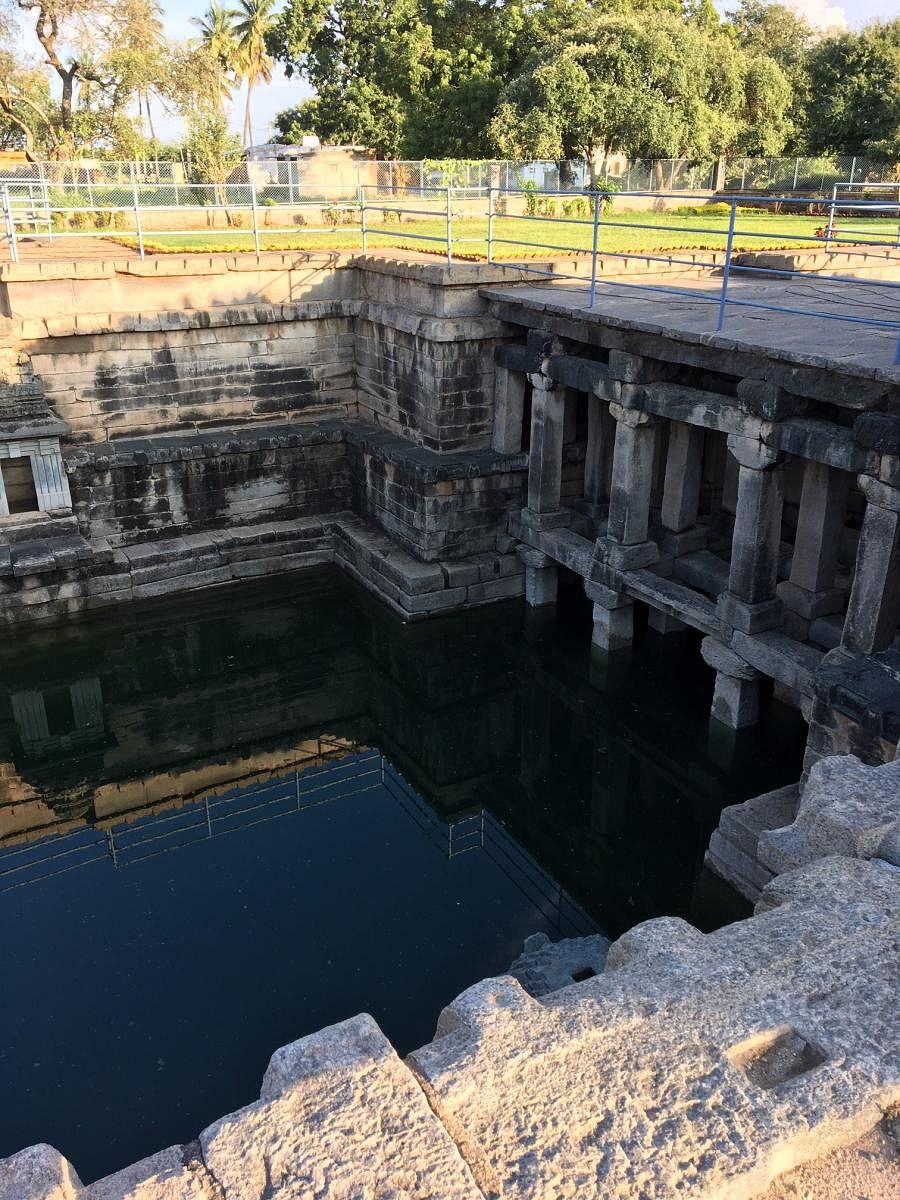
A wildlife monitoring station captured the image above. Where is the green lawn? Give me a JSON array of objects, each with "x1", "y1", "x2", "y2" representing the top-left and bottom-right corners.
[{"x1": 118, "y1": 211, "x2": 897, "y2": 259}]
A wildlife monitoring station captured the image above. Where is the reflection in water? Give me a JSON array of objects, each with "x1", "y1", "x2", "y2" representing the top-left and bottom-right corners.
[{"x1": 0, "y1": 570, "x2": 806, "y2": 1182}]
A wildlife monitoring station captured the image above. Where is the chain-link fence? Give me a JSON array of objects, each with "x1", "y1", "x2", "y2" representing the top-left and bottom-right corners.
[{"x1": 1, "y1": 155, "x2": 897, "y2": 200}]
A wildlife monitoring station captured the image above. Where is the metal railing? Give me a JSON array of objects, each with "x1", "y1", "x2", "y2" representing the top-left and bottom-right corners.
[{"x1": 1, "y1": 183, "x2": 898, "y2": 363}]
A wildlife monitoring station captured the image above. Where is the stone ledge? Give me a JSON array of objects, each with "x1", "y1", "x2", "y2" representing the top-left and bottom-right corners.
[{"x1": 0, "y1": 510, "x2": 525, "y2": 625}]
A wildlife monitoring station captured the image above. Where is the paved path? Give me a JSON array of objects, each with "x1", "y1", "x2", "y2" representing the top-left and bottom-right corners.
[
  {"x1": 3, "y1": 234, "x2": 140, "y2": 262},
  {"x1": 486, "y1": 273, "x2": 900, "y2": 377}
]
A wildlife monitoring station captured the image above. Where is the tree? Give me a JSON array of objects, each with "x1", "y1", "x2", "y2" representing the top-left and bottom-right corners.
[
  {"x1": 726, "y1": 0, "x2": 815, "y2": 150},
  {"x1": 231, "y1": 0, "x2": 277, "y2": 148},
  {"x1": 192, "y1": 1, "x2": 239, "y2": 112},
  {"x1": 183, "y1": 109, "x2": 242, "y2": 213},
  {"x1": 271, "y1": 0, "x2": 433, "y2": 157},
  {"x1": 487, "y1": 13, "x2": 792, "y2": 175},
  {"x1": 804, "y1": 21, "x2": 900, "y2": 157},
  {"x1": 0, "y1": 0, "x2": 182, "y2": 158}
]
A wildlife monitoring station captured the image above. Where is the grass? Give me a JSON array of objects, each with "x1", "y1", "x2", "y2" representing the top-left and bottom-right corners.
[{"x1": 113, "y1": 211, "x2": 898, "y2": 259}]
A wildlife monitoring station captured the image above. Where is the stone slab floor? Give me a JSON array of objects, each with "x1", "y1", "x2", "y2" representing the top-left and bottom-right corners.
[{"x1": 485, "y1": 276, "x2": 900, "y2": 376}]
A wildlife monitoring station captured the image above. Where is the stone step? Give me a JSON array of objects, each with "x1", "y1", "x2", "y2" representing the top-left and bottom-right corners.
[
  {"x1": 718, "y1": 784, "x2": 801, "y2": 859},
  {"x1": 0, "y1": 512, "x2": 80, "y2": 545},
  {"x1": 705, "y1": 829, "x2": 775, "y2": 902}
]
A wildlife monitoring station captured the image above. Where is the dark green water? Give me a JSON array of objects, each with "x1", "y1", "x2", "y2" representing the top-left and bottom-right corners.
[{"x1": 0, "y1": 569, "x2": 806, "y2": 1182}]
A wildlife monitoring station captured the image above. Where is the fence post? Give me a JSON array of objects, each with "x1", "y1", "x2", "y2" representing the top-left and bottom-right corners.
[
  {"x1": 360, "y1": 184, "x2": 368, "y2": 254},
  {"x1": 668, "y1": 159, "x2": 676, "y2": 192},
  {"x1": 716, "y1": 199, "x2": 737, "y2": 333},
  {"x1": 487, "y1": 184, "x2": 494, "y2": 264},
  {"x1": 419, "y1": 160, "x2": 424, "y2": 197},
  {"x1": 250, "y1": 179, "x2": 260, "y2": 254},
  {"x1": 37, "y1": 160, "x2": 52, "y2": 242},
  {"x1": 824, "y1": 184, "x2": 837, "y2": 253},
  {"x1": 849, "y1": 157, "x2": 857, "y2": 184},
  {"x1": 446, "y1": 185, "x2": 453, "y2": 269},
  {"x1": 2, "y1": 186, "x2": 19, "y2": 264},
  {"x1": 589, "y1": 190, "x2": 601, "y2": 307},
  {"x1": 792, "y1": 157, "x2": 800, "y2": 189},
  {"x1": 740, "y1": 159, "x2": 747, "y2": 190},
  {"x1": 129, "y1": 163, "x2": 144, "y2": 260}
]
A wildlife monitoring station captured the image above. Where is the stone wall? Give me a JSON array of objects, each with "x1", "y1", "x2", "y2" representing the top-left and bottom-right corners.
[
  {"x1": 23, "y1": 308, "x2": 357, "y2": 444},
  {"x1": 66, "y1": 425, "x2": 351, "y2": 545}
]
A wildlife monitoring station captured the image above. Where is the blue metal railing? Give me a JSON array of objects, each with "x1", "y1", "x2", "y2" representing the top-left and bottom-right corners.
[
  {"x1": 354, "y1": 184, "x2": 900, "y2": 364},
  {"x1": 3, "y1": 181, "x2": 898, "y2": 365},
  {"x1": 479, "y1": 187, "x2": 900, "y2": 365}
]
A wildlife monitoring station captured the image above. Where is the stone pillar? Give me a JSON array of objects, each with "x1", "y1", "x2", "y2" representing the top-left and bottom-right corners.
[
  {"x1": 777, "y1": 461, "x2": 849, "y2": 623},
  {"x1": 841, "y1": 476, "x2": 900, "y2": 655},
  {"x1": 517, "y1": 547, "x2": 558, "y2": 608},
  {"x1": 492, "y1": 366, "x2": 527, "y2": 454},
  {"x1": 607, "y1": 404, "x2": 659, "y2": 548},
  {"x1": 10, "y1": 691, "x2": 50, "y2": 745},
  {"x1": 660, "y1": 420, "x2": 706, "y2": 556},
  {"x1": 717, "y1": 436, "x2": 786, "y2": 634},
  {"x1": 563, "y1": 388, "x2": 579, "y2": 444},
  {"x1": 525, "y1": 376, "x2": 566, "y2": 518},
  {"x1": 586, "y1": 581, "x2": 633, "y2": 653},
  {"x1": 583, "y1": 397, "x2": 615, "y2": 513},
  {"x1": 701, "y1": 636, "x2": 761, "y2": 730},
  {"x1": 70, "y1": 677, "x2": 103, "y2": 731}
]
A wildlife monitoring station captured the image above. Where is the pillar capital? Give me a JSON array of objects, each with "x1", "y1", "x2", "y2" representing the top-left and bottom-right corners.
[
  {"x1": 736, "y1": 378, "x2": 804, "y2": 421},
  {"x1": 608, "y1": 401, "x2": 654, "y2": 428},
  {"x1": 515, "y1": 546, "x2": 554, "y2": 570},
  {"x1": 700, "y1": 636, "x2": 760, "y2": 681},
  {"x1": 726, "y1": 434, "x2": 785, "y2": 471},
  {"x1": 858, "y1": 473, "x2": 900, "y2": 513}
]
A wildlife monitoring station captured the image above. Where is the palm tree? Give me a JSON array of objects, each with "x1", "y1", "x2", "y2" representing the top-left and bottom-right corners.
[
  {"x1": 230, "y1": 0, "x2": 276, "y2": 149},
  {"x1": 192, "y1": 2, "x2": 239, "y2": 113}
]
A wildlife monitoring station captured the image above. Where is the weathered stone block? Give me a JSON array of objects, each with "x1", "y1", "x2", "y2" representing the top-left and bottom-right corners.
[{"x1": 201, "y1": 1014, "x2": 482, "y2": 1200}]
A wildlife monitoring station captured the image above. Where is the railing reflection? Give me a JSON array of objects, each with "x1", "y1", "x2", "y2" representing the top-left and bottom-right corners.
[{"x1": 0, "y1": 746, "x2": 595, "y2": 939}]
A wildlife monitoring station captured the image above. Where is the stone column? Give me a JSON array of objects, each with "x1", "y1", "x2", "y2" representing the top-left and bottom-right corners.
[
  {"x1": 563, "y1": 387, "x2": 579, "y2": 444},
  {"x1": 605, "y1": 403, "x2": 659, "y2": 561},
  {"x1": 583, "y1": 397, "x2": 615, "y2": 514},
  {"x1": 701, "y1": 636, "x2": 762, "y2": 729},
  {"x1": 517, "y1": 546, "x2": 558, "y2": 608},
  {"x1": 659, "y1": 421, "x2": 706, "y2": 556},
  {"x1": 777, "y1": 461, "x2": 849, "y2": 624},
  {"x1": 841, "y1": 476, "x2": 900, "y2": 655},
  {"x1": 586, "y1": 580, "x2": 633, "y2": 653},
  {"x1": 525, "y1": 376, "x2": 566, "y2": 519},
  {"x1": 717, "y1": 436, "x2": 786, "y2": 634},
  {"x1": 492, "y1": 366, "x2": 527, "y2": 454}
]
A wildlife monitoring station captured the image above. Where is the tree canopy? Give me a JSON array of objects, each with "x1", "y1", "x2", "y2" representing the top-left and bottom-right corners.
[
  {"x1": 805, "y1": 20, "x2": 900, "y2": 159},
  {"x1": 268, "y1": 0, "x2": 825, "y2": 162},
  {"x1": 0, "y1": 0, "x2": 224, "y2": 158},
  {"x1": 0, "y1": 0, "x2": 897, "y2": 169},
  {"x1": 487, "y1": 12, "x2": 792, "y2": 171}
]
